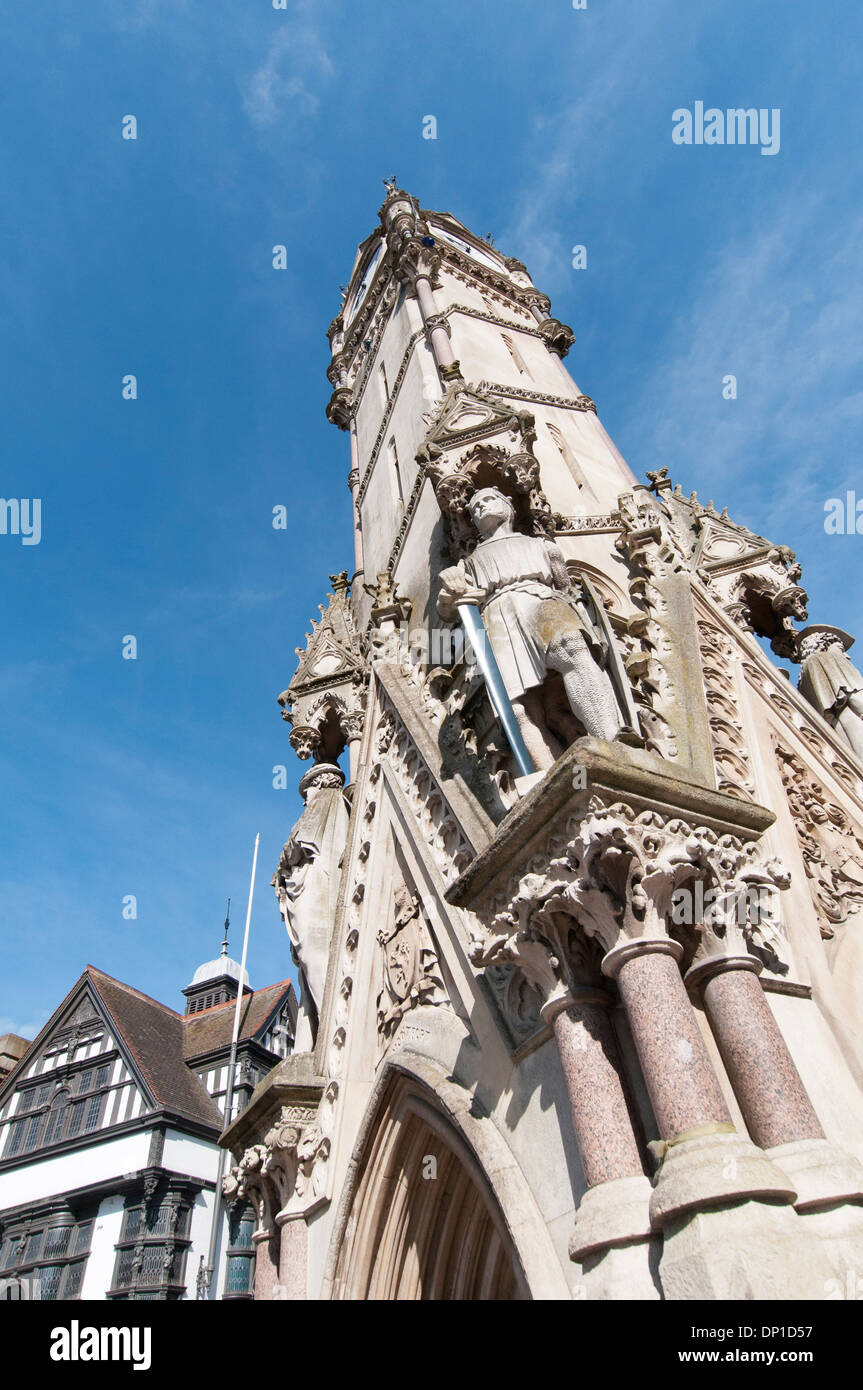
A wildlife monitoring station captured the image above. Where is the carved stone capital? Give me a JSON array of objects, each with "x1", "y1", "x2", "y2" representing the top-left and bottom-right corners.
[
  {"x1": 289, "y1": 725, "x2": 323, "y2": 760},
  {"x1": 326, "y1": 385, "x2": 353, "y2": 431},
  {"x1": 263, "y1": 1107, "x2": 330, "y2": 1220},
  {"x1": 223, "y1": 1144, "x2": 279, "y2": 1235},
  {"x1": 538, "y1": 317, "x2": 576, "y2": 358},
  {"x1": 388, "y1": 233, "x2": 441, "y2": 289},
  {"x1": 226, "y1": 1106, "x2": 330, "y2": 1231},
  {"x1": 339, "y1": 710, "x2": 365, "y2": 742},
  {"x1": 423, "y1": 311, "x2": 451, "y2": 343}
]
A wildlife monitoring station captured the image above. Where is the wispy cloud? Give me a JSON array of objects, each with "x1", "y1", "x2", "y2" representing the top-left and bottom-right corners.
[
  {"x1": 501, "y1": 0, "x2": 682, "y2": 286},
  {"x1": 242, "y1": 20, "x2": 335, "y2": 128},
  {"x1": 619, "y1": 188, "x2": 863, "y2": 541},
  {"x1": 0, "y1": 1013, "x2": 48, "y2": 1042}
]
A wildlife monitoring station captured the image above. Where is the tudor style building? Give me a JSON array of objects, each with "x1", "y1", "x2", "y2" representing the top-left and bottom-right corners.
[
  {"x1": 0, "y1": 949, "x2": 296, "y2": 1300},
  {"x1": 221, "y1": 185, "x2": 863, "y2": 1301}
]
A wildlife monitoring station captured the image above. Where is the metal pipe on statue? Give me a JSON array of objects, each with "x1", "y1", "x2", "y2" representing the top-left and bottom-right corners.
[
  {"x1": 456, "y1": 601, "x2": 535, "y2": 777},
  {"x1": 202, "y1": 832, "x2": 260, "y2": 1298}
]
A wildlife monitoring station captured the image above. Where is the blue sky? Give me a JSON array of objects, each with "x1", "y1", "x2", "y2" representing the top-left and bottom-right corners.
[{"x1": 1, "y1": 0, "x2": 861, "y2": 1038}]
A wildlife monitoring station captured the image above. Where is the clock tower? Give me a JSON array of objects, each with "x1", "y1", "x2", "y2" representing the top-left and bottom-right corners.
[{"x1": 223, "y1": 185, "x2": 863, "y2": 1302}]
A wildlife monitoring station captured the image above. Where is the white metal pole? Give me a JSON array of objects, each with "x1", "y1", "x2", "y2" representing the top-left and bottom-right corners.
[{"x1": 203, "y1": 832, "x2": 260, "y2": 1299}]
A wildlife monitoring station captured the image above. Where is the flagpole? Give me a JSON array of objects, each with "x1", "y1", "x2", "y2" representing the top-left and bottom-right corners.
[{"x1": 201, "y1": 832, "x2": 260, "y2": 1299}]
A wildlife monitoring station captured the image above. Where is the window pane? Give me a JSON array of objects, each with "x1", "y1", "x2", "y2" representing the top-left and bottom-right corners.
[
  {"x1": 95, "y1": 1064, "x2": 110, "y2": 1087},
  {"x1": 145, "y1": 1204, "x2": 171, "y2": 1236},
  {"x1": 63, "y1": 1260, "x2": 85, "y2": 1300},
  {"x1": 25, "y1": 1231, "x2": 43, "y2": 1262},
  {"x1": 22, "y1": 1114, "x2": 43, "y2": 1153},
  {"x1": 225, "y1": 1254, "x2": 252, "y2": 1294},
  {"x1": 43, "y1": 1226, "x2": 71, "y2": 1258},
  {"x1": 74, "y1": 1222, "x2": 93, "y2": 1255},
  {"x1": 138, "y1": 1245, "x2": 166, "y2": 1286},
  {"x1": 115, "y1": 1248, "x2": 136, "y2": 1288},
  {"x1": 123, "y1": 1207, "x2": 142, "y2": 1241},
  {"x1": 39, "y1": 1266, "x2": 63, "y2": 1301},
  {"x1": 6, "y1": 1120, "x2": 26, "y2": 1157},
  {"x1": 44, "y1": 1095, "x2": 70, "y2": 1146},
  {"x1": 67, "y1": 1102, "x2": 85, "y2": 1138},
  {"x1": 77, "y1": 1070, "x2": 95, "y2": 1094},
  {"x1": 83, "y1": 1094, "x2": 102, "y2": 1132},
  {"x1": 18, "y1": 1090, "x2": 36, "y2": 1114}
]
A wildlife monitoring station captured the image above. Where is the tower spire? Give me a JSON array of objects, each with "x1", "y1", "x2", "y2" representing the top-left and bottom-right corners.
[{"x1": 220, "y1": 899, "x2": 231, "y2": 959}]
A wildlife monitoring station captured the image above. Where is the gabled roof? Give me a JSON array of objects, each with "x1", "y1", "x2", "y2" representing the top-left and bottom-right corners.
[
  {"x1": 183, "y1": 979, "x2": 296, "y2": 1061},
  {"x1": 0, "y1": 967, "x2": 298, "y2": 1138},
  {"x1": 87, "y1": 969, "x2": 222, "y2": 1130}
]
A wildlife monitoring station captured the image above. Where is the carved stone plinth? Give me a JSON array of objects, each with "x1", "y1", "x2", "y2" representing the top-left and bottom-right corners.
[
  {"x1": 767, "y1": 1137, "x2": 863, "y2": 1279},
  {"x1": 221, "y1": 1057, "x2": 329, "y2": 1302},
  {"x1": 448, "y1": 738, "x2": 842, "y2": 1298}
]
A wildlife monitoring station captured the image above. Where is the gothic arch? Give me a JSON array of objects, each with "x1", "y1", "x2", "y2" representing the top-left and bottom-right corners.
[{"x1": 327, "y1": 1066, "x2": 536, "y2": 1301}]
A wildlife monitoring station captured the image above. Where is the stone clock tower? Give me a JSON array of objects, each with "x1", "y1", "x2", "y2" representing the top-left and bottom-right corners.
[{"x1": 222, "y1": 184, "x2": 863, "y2": 1301}]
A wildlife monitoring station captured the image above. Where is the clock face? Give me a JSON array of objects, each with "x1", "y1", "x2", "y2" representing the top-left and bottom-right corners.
[
  {"x1": 347, "y1": 242, "x2": 382, "y2": 322},
  {"x1": 432, "y1": 225, "x2": 501, "y2": 272}
]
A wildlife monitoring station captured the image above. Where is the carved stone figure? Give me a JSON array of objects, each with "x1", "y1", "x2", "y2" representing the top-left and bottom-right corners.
[
  {"x1": 376, "y1": 884, "x2": 449, "y2": 1040},
  {"x1": 797, "y1": 626, "x2": 863, "y2": 764},
  {"x1": 437, "y1": 487, "x2": 637, "y2": 770},
  {"x1": 272, "y1": 763, "x2": 349, "y2": 1049}
]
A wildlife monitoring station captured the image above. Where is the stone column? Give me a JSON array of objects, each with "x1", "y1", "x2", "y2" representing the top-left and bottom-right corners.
[
  {"x1": 348, "y1": 424, "x2": 363, "y2": 578},
  {"x1": 276, "y1": 1215, "x2": 308, "y2": 1300},
  {"x1": 547, "y1": 989, "x2": 643, "y2": 1189},
  {"x1": 689, "y1": 954, "x2": 822, "y2": 1150},
  {"x1": 252, "y1": 1229, "x2": 281, "y2": 1301},
  {"x1": 605, "y1": 939, "x2": 734, "y2": 1140},
  {"x1": 413, "y1": 275, "x2": 456, "y2": 375},
  {"x1": 471, "y1": 923, "x2": 657, "y2": 1298},
  {"x1": 689, "y1": 951, "x2": 863, "y2": 1276}
]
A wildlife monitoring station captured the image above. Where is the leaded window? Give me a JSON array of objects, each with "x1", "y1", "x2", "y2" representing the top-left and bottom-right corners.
[
  {"x1": 0, "y1": 1210, "x2": 94, "y2": 1300},
  {"x1": 110, "y1": 1189, "x2": 195, "y2": 1301},
  {"x1": 224, "y1": 1206, "x2": 255, "y2": 1300},
  {"x1": 1, "y1": 1063, "x2": 115, "y2": 1159}
]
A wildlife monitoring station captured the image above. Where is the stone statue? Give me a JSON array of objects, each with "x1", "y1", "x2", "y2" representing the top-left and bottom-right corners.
[
  {"x1": 798, "y1": 626, "x2": 863, "y2": 763},
  {"x1": 272, "y1": 763, "x2": 348, "y2": 1049},
  {"x1": 437, "y1": 487, "x2": 637, "y2": 770}
]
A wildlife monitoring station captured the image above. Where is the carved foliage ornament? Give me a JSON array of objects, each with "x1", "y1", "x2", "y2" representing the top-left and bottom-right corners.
[
  {"x1": 223, "y1": 1107, "x2": 330, "y2": 1231},
  {"x1": 470, "y1": 800, "x2": 789, "y2": 983},
  {"x1": 773, "y1": 738, "x2": 863, "y2": 939}
]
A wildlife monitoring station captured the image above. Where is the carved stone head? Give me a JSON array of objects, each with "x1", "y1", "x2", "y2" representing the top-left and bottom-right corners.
[{"x1": 467, "y1": 487, "x2": 516, "y2": 540}]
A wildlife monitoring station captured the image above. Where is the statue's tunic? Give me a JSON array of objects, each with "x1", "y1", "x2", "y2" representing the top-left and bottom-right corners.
[
  {"x1": 799, "y1": 644, "x2": 863, "y2": 718},
  {"x1": 275, "y1": 785, "x2": 348, "y2": 1012},
  {"x1": 461, "y1": 533, "x2": 597, "y2": 702}
]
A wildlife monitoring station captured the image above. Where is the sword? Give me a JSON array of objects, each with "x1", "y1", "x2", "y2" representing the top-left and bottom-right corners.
[{"x1": 456, "y1": 601, "x2": 535, "y2": 777}]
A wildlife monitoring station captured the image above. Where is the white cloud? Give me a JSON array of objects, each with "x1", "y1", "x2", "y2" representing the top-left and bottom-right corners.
[
  {"x1": 0, "y1": 1013, "x2": 48, "y2": 1042},
  {"x1": 242, "y1": 21, "x2": 335, "y2": 128}
]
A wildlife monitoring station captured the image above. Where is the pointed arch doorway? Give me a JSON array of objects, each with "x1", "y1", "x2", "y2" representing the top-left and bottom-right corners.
[{"x1": 332, "y1": 1073, "x2": 528, "y2": 1300}]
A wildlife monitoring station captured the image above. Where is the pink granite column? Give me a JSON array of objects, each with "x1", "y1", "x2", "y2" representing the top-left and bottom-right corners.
[
  {"x1": 276, "y1": 1216, "x2": 308, "y2": 1300},
  {"x1": 604, "y1": 940, "x2": 734, "y2": 1142},
  {"x1": 415, "y1": 275, "x2": 457, "y2": 371},
  {"x1": 347, "y1": 420, "x2": 363, "y2": 578},
  {"x1": 546, "y1": 990, "x2": 645, "y2": 1187},
  {"x1": 690, "y1": 956, "x2": 824, "y2": 1150},
  {"x1": 252, "y1": 1229, "x2": 281, "y2": 1301}
]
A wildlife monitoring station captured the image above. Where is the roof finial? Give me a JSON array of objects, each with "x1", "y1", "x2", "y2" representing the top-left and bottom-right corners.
[{"x1": 220, "y1": 899, "x2": 231, "y2": 958}]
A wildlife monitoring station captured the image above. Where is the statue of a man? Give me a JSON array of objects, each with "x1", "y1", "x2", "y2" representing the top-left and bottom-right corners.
[
  {"x1": 798, "y1": 626, "x2": 863, "y2": 763},
  {"x1": 437, "y1": 487, "x2": 635, "y2": 770},
  {"x1": 272, "y1": 763, "x2": 348, "y2": 1050}
]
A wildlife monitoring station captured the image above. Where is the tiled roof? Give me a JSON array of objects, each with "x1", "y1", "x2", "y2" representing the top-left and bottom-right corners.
[
  {"x1": 87, "y1": 969, "x2": 223, "y2": 1130},
  {"x1": 182, "y1": 980, "x2": 296, "y2": 1061}
]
